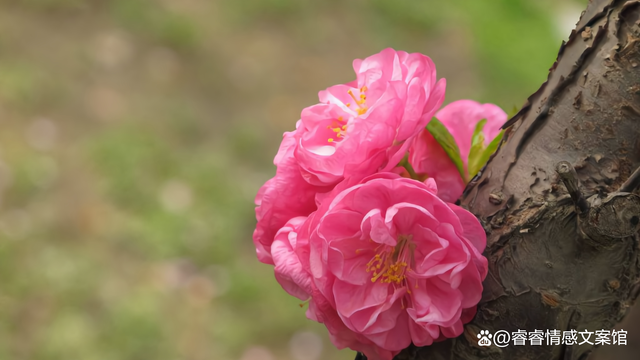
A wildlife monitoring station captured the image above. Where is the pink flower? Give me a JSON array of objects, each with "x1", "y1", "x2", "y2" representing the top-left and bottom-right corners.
[
  {"x1": 409, "y1": 100, "x2": 506, "y2": 202},
  {"x1": 255, "y1": 49, "x2": 495, "y2": 359},
  {"x1": 271, "y1": 214, "x2": 398, "y2": 359},
  {"x1": 277, "y1": 174, "x2": 488, "y2": 360},
  {"x1": 271, "y1": 216, "x2": 313, "y2": 299},
  {"x1": 294, "y1": 48, "x2": 446, "y2": 186},
  {"x1": 253, "y1": 129, "x2": 331, "y2": 264},
  {"x1": 436, "y1": 100, "x2": 504, "y2": 161}
]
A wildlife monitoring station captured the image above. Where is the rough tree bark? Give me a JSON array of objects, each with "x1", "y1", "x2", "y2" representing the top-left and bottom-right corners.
[{"x1": 359, "y1": 0, "x2": 640, "y2": 359}]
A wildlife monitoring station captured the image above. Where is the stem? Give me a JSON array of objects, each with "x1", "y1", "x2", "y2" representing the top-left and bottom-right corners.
[{"x1": 399, "y1": 154, "x2": 419, "y2": 180}]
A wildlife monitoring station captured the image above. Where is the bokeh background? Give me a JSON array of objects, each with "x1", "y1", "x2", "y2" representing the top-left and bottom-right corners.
[{"x1": 6, "y1": 1, "x2": 636, "y2": 360}]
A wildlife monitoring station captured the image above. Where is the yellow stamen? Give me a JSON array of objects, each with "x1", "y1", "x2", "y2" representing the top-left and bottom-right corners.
[
  {"x1": 328, "y1": 138, "x2": 334, "y2": 142},
  {"x1": 364, "y1": 236, "x2": 414, "y2": 286},
  {"x1": 326, "y1": 119, "x2": 348, "y2": 143},
  {"x1": 347, "y1": 90, "x2": 358, "y2": 103},
  {"x1": 347, "y1": 88, "x2": 368, "y2": 115}
]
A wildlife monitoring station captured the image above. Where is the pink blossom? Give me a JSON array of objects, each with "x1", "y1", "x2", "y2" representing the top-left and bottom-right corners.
[
  {"x1": 278, "y1": 174, "x2": 487, "y2": 360},
  {"x1": 254, "y1": 50, "x2": 494, "y2": 359},
  {"x1": 409, "y1": 100, "x2": 506, "y2": 202},
  {"x1": 294, "y1": 48, "x2": 446, "y2": 186},
  {"x1": 253, "y1": 129, "x2": 331, "y2": 264},
  {"x1": 409, "y1": 129, "x2": 466, "y2": 203},
  {"x1": 271, "y1": 216, "x2": 313, "y2": 299},
  {"x1": 435, "y1": 100, "x2": 505, "y2": 161}
]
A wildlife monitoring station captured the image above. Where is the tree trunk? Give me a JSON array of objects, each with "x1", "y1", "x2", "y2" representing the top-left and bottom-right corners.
[{"x1": 385, "y1": 0, "x2": 640, "y2": 359}]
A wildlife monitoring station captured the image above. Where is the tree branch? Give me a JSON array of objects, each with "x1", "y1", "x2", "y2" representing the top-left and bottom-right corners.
[
  {"x1": 556, "y1": 161, "x2": 590, "y2": 215},
  {"x1": 390, "y1": 0, "x2": 640, "y2": 359},
  {"x1": 619, "y1": 165, "x2": 640, "y2": 193}
]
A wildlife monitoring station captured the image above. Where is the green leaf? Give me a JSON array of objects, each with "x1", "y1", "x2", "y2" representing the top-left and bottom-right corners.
[
  {"x1": 471, "y1": 119, "x2": 487, "y2": 146},
  {"x1": 468, "y1": 130, "x2": 504, "y2": 178},
  {"x1": 468, "y1": 119, "x2": 487, "y2": 175},
  {"x1": 426, "y1": 117, "x2": 466, "y2": 181}
]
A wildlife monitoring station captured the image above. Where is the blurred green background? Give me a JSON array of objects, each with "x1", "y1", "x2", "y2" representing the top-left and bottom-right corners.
[{"x1": 0, "y1": 1, "x2": 587, "y2": 359}]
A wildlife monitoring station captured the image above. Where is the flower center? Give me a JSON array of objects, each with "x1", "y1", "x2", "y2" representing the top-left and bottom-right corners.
[
  {"x1": 365, "y1": 235, "x2": 415, "y2": 287},
  {"x1": 346, "y1": 86, "x2": 368, "y2": 115},
  {"x1": 326, "y1": 116, "x2": 347, "y2": 143},
  {"x1": 325, "y1": 86, "x2": 368, "y2": 144}
]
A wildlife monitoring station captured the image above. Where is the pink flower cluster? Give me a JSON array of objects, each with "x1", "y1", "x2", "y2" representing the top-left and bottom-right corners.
[{"x1": 253, "y1": 48, "x2": 505, "y2": 360}]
